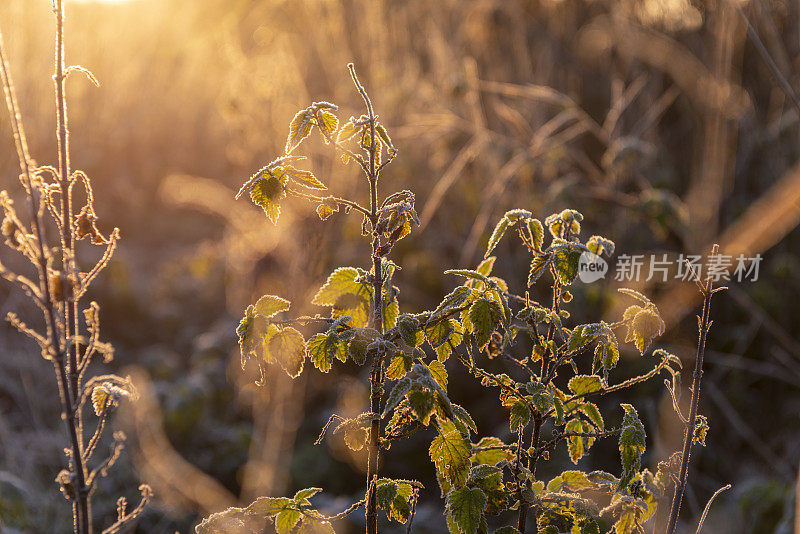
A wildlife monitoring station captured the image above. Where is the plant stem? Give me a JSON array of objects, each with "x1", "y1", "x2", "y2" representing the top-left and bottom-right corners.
[
  {"x1": 518, "y1": 415, "x2": 543, "y2": 534},
  {"x1": 665, "y1": 279, "x2": 716, "y2": 534},
  {"x1": 54, "y1": 2, "x2": 91, "y2": 532},
  {"x1": 349, "y1": 63, "x2": 383, "y2": 534}
]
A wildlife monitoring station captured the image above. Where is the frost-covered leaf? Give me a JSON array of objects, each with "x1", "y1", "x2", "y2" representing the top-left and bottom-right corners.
[
  {"x1": 297, "y1": 516, "x2": 335, "y2": 534},
  {"x1": 553, "y1": 245, "x2": 581, "y2": 285},
  {"x1": 336, "y1": 120, "x2": 361, "y2": 143},
  {"x1": 468, "y1": 298, "x2": 503, "y2": 349},
  {"x1": 618, "y1": 404, "x2": 646, "y2": 490},
  {"x1": 623, "y1": 304, "x2": 665, "y2": 354},
  {"x1": 266, "y1": 327, "x2": 306, "y2": 378},
  {"x1": 566, "y1": 417, "x2": 594, "y2": 464},
  {"x1": 254, "y1": 295, "x2": 291, "y2": 318},
  {"x1": 307, "y1": 332, "x2": 346, "y2": 372},
  {"x1": 508, "y1": 399, "x2": 530, "y2": 432},
  {"x1": 586, "y1": 235, "x2": 615, "y2": 256},
  {"x1": 283, "y1": 165, "x2": 326, "y2": 190},
  {"x1": 446, "y1": 487, "x2": 487, "y2": 534},
  {"x1": 568, "y1": 375, "x2": 603, "y2": 395},
  {"x1": 251, "y1": 175, "x2": 286, "y2": 225},
  {"x1": 316, "y1": 110, "x2": 339, "y2": 138},
  {"x1": 246, "y1": 496, "x2": 293, "y2": 516},
  {"x1": 425, "y1": 318, "x2": 457, "y2": 349},
  {"x1": 312, "y1": 267, "x2": 372, "y2": 327},
  {"x1": 485, "y1": 209, "x2": 531, "y2": 258},
  {"x1": 382, "y1": 377, "x2": 414, "y2": 418},
  {"x1": 286, "y1": 108, "x2": 314, "y2": 153},
  {"x1": 527, "y1": 218, "x2": 544, "y2": 252},
  {"x1": 528, "y1": 254, "x2": 550, "y2": 286},
  {"x1": 275, "y1": 508, "x2": 301, "y2": 534},
  {"x1": 428, "y1": 360, "x2": 448, "y2": 390},
  {"x1": 475, "y1": 256, "x2": 496, "y2": 277},
  {"x1": 430, "y1": 423, "x2": 471, "y2": 492},
  {"x1": 472, "y1": 436, "x2": 513, "y2": 466}
]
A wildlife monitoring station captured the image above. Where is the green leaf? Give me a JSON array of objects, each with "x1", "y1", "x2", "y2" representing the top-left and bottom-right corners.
[
  {"x1": 275, "y1": 508, "x2": 301, "y2": 534},
  {"x1": 253, "y1": 295, "x2": 291, "y2": 318},
  {"x1": 485, "y1": 209, "x2": 531, "y2": 258},
  {"x1": 251, "y1": 175, "x2": 285, "y2": 224},
  {"x1": 623, "y1": 304, "x2": 665, "y2": 354},
  {"x1": 266, "y1": 327, "x2": 306, "y2": 378},
  {"x1": 283, "y1": 165, "x2": 326, "y2": 190},
  {"x1": 566, "y1": 417, "x2": 594, "y2": 464},
  {"x1": 312, "y1": 267, "x2": 372, "y2": 327},
  {"x1": 382, "y1": 377, "x2": 414, "y2": 418},
  {"x1": 525, "y1": 381, "x2": 553, "y2": 413},
  {"x1": 446, "y1": 487, "x2": 487, "y2": 534},
  {"x1": 336, "y1": 120, "x2": 361, "y2": 143},
  {"x1": 509, "y1": 399, "x2": 530, "y2": 432},
  {"x1": 598, "y1": 341, "x2": 620, "y2": 371},
  {"x1": 568, "y1": 375, "x2": 603, "y2": 395},
  {"x1": 307, "y1": 332, "x2": 346, "y2": 373},
  {"x1": 494, "y1": 528, "x2": 520, "y2": 534},
  {"x1": 386, "y1": 353, "x2": 413, "y2": 379},
  {"x1": 376, "y1": 479, "x2": 399, "y2": 510},
  {"x1": 613, "y1": 507, "x2": 637, "y2": 534},
  {"x1": 431, "y1": 286, "x2": 473, "y2": 318},
  {"x1": 428, "y1": 360, "x2": 448, "y2": 390},
  {"x1": 445, "y1": 269, "x2": 492, "y2": 285},
  {"x1": 578, "y1": 402, "x2": 604, "y2": 430},
  {"x1": 347, "y1": 328, "x2": 379, "y2": 365},
  {"x1": 408, "y1": 389, "x2": 435, "y2": 425},
  {"x1": 468, "y1": 298, "x2": 503, "y2": 349},
  {"x1": 475, "y1": 256, "x2": 496, "y2": 277},
  {"x1": 293, "y1": 487, "x2": 322, "y2": 502},
  {"x1": 586, "y1": 235, "x2": 614, "y2": 256},
  {"x1": 485, "y1": 218, "x2": 510, "y2": 259},
  {"x1": 430, "y1": 424, "x2": 471, "y2": 492},
  {"x1": 467, "y1": 464, "x2": 501, "y2": 482},
  {"x1": 527, "y1": 218, "x2": 544, "y2": 252},
  {"x1": 286, "y1": 108, "x2": 313, "y2": 153},
  {"x1": 395, "y1": 314, "x2": 423, "y2": 347},
  {"x1": 528, "y1": 254, "x2": 550, "y2": 286},
  {"x1": 316, "y1": 110, "x2": 339, "y2": 138},
  {"x1": 383, "y1": 299, "x2": 399, "y2": 330},
  {"x1": 553, "y1": 245, "x2": 581, "y2": 285},
  {"x1": 425, "y1": 318, "x2": 457, "y2": 349},
  {"x1": 389, "y1": 482, "x2": 415, "y2": 523},
  {"x1": 246, "y1": 496, "x2": 293, "y2": 516},
  {"x1": 472, "y1": 436, "x2": 513, "y2": 465},
  {"x1": 618, "y1": 404, "x2": 646, "y2": 490},
  {"x1": 451, "y1": 403, "x2": 478, "y2": 435}
]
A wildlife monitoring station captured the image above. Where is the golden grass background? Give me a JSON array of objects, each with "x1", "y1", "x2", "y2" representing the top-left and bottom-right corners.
[{"x1": 1, "y1": 0, "x2": 800, "y2": 532}]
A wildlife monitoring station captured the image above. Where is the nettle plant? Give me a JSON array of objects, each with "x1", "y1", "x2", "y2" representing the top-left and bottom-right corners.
[
  {"x1": 0, "y1": 3, "x2": 148, "y2": 534},
  {"x1": 198, "y1": 66, "x2": 713, "y2": 534}
]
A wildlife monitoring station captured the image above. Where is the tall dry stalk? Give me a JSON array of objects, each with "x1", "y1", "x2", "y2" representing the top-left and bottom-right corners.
[
  {"x1": 665, "y1": 246, "x2": 725, "y2": 534},
  {"x1": 0, "y1": 2, "x2": 149, "y2": 533}
]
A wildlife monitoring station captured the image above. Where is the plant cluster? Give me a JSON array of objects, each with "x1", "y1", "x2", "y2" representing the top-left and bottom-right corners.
[
  {"x1": 0, "y1": 2, "x2": 148, "y2": 533},
  {"x1": 197, "y1": 66, "x2": 720, "y2": 534}
]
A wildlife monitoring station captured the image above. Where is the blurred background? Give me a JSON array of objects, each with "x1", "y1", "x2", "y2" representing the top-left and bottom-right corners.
[{"x1": 0, "y1": 0, "x2": 799, "y2": 532}]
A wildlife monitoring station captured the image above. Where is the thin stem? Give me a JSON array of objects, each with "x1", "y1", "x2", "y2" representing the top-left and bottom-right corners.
[
  {"x1": 286, "y1": 187, "x2": 372, "y2": 217},
  {"x1": 1, "y1": 20, "x2": 89, "y2": 534},
  {"x1": 664, "y1": 275, "x2": 718, "y2": 534},
  {"x1": 349, "y1": 63, "x2": 383, "y2": 534},
  {"x1": 54, "y1": 1, "x2": 90, "y2": 531},
  {"x1": 518, "y1": 415, "x2": 542, "y2": 534}
]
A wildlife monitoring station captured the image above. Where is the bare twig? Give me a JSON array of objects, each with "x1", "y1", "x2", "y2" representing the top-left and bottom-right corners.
[{"x1": 665, "y1": 246, "x2": 724, "y2": 534}]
